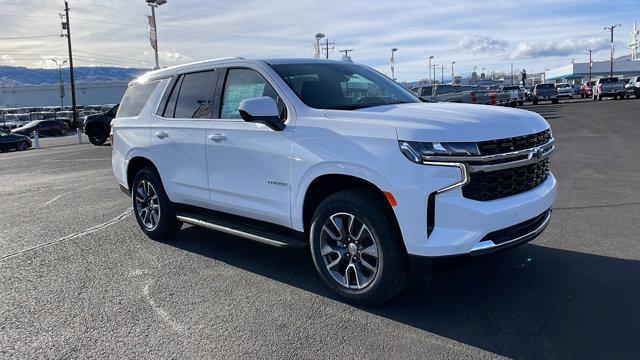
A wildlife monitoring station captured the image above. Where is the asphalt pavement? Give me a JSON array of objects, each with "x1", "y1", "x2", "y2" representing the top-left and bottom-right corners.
[{"x1": 1, "y1": 98, "x2": 639, "y2": 359}]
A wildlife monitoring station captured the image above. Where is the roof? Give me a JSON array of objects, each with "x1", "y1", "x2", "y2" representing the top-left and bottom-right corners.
[{"x1": 137, "y1": 57, "x2": 355, "y2": 83}]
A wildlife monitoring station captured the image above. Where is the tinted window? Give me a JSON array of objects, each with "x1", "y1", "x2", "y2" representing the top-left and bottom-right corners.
[
  {"x1": 435, "y1": 85, "x2": 455, "y2": 94},
  {"x1": 419, "y1": 86, "x2": 433, "y2": 96},
  {"x1": 173, "y1": 71, "x2": 215, "y2": 119},
  {"x1": 271, "y1": 63, "x2": 418, "y2": 110},
  {"x1": 537, "y1": 84, "x2": 555, "y2": 90},
  {"x1": 117, "y1": 80, "x2": 160, "y2": 118},
  {"x1": 221, "y1": 68, "x2": 284, "y2": 119}
]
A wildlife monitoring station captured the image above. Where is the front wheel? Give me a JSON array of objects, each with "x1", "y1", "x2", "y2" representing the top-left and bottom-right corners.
[
  {"x1": 88, "y1": 129, "x2": 107, "y2": 145},
  {"x1": 309, "y1": 190, "x2": 407, "y2": 305},
  {"x1": 16, "y1": 141, "x2": 28, "y2": 151},
  {"x1": 132, "y1": 167, "x2": 181, "y2": 240}
]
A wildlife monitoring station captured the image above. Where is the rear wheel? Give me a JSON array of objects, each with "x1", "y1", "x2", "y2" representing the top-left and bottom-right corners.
[
  {"x1": 88, "y1": 128, "x2": 107, "y2": 145},
  {"x1": 532, "y1": 99, "x2": 538, "y2": 105},
  {"x1": 132, "y1": 167, "x2": 181, "y2": 239},
  {"x1": 598, "y1": 94, "x2": 603, "y2": 101},
  {"x1": 551, "y1": 99, "x2": 559, "y2": 104},
  {"x1": 60, "y1": 128, "x2": 68, "y2": 136},
  {"x1": 309, "y1": 189, "x2": 407, "y2": 305}
]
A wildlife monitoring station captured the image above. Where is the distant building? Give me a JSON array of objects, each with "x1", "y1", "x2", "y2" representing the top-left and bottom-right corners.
[
  {"x1": 545, "y1": 59, "x2": 640, "y2": 84},
  {"x1": 0, "y1": 81, "x2": 128, "y2": 107}
]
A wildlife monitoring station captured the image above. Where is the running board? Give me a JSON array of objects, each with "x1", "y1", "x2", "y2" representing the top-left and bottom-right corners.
[{"x1": 176, "y1": 211, "x2": 306, "y2": 248}]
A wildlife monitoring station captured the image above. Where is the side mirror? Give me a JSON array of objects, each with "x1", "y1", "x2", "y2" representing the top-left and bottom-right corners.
[{"x1": 238, "y1": 97, "x2": 285, "y2": 131}]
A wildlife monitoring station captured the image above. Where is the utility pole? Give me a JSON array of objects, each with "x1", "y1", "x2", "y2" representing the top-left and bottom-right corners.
[
  {"x1": 314, "y1": 33, "x2": 325, "y2": 59},
  {"x1": 321, "y1": 38, "x2": 334, "y2": 60},
  {"x1": 51, "y1": 59, "x2": 67, "y2": 108},
  {"x1": 586, "y1": 49, "x2": 596, "y2": 82},
  {"x1": 604, "y1": 24, "x2": 621, "y2": 77},
  {"x1": 439, "y1": 65, "x2": 446, "y2": 83},
  {"x1": 63, "y1": 1, "x2": 78, "y2": 130},
  {"x1": 339, "y1": 49, "x2": 353, "y2": 62},
  {"x1": 390, "y1": 48, "x2": 398, "y2": 80}
]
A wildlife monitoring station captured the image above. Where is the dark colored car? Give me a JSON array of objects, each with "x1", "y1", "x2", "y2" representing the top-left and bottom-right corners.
[
  {"x1": 0, "y1": 129, "x2": 32, "y2": 152},
  {"x1": 84, "y1": 104, "x2": 118, "y2": 145},
  {"x1": 532, "y1": 83, "x2": 559, "y2": 104},
  {"x1": 12, "y1": 119, "x2": 69, "y2": 137}
]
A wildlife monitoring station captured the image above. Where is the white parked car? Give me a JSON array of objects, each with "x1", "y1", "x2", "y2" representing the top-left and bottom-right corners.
[
  {"x1": 555, "y1": 83, "x2": 573, "y2": 99},
  {"x1": 112, "y1": 58, "x2": 557, "y2": 305}
]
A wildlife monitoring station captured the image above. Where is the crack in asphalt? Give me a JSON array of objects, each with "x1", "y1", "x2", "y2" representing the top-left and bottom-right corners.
[{"x1": 0, "y1": 208, "x2": 133, "y2": 262}]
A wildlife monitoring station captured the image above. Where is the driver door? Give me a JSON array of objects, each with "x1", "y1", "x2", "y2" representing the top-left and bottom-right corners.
[{"x1": 206, "y1": 67, "x2": 293, "y2": 227}]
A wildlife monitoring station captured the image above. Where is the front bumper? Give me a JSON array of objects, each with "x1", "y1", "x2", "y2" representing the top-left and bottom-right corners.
[{"x1": 387, "y1": 138, "x2": 557, "y2": 258}]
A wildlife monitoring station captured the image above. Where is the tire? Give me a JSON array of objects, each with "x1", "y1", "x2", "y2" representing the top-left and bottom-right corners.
[
  {"x1": 60, "y1": 128, "x2": 68, "y2": 136},
  {"x1": 131, "y1": 167, "x2": 181, "y2": 240},
  {"x1": 16, "y1": 141, "x2": 28, "y2": 151},
  {"x1": 580, "y1": 93, "x2": 584, "y2": 98},
  {"x1": 551, "y1": 99, "x2": 559, "y2": 104},
  {"x1": 309, "y1": 189, "x2": 407, "y2": 305},
  {"x1": 613, "y1": 95, "x2": 618, "y2": 100},
  {"x1": 532, "y1": 99, "x2": 538, "y2": 105},
  {"x1": 88, "y1": 129, "x2": 107, "y2": 145},
  {"x1": 518, "y1": 101, "x2": 524, "y2": 106},
  {"x1": 598, "y1": 95, "x2": 603, "y2": 101}
]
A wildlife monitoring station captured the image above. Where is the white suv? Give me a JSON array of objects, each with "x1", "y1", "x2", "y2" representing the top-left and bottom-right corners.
[{"x1": 112, "y1": 58, "x2": 556, "y2": 304}]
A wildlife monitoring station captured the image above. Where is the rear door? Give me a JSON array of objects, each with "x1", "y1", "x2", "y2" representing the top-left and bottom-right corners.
[
  {"x1": 206, "y1": 66, "x2": 293, "y2": 227},
  {"x1": 151, "y1": 70, "x2": 217, "y2": 208}
]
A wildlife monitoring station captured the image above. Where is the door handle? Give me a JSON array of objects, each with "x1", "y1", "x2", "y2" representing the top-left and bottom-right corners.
[
  {"x1": 208, "y1": 134, "x2": 227, "y2": 142},
  {"x1": 155, "y1": 131, "x2": 169, "y2": 139}
]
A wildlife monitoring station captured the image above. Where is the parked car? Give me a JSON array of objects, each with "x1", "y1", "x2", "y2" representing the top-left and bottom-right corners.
[
  {"x1": 112, "y1": 58, "x2": 556, "y2": 305},
  {"x1": 501, "y1": 85, "x2": 525, "y2": 106},
  {"x1": 532, "y1": 83, "x2": 559, "y2": 104},
  {"x1": 624, "y1": 76, "x2": 640, "y2": 99},
  {"x1": 414, "y1": 84, "x2": 481, "y2": 104},
  {"x1": 593, "y1": 77, "x2": 626, "y2": 100},
  {"x1": 555, "y1": 83, "x2": 573, "y2": 99},
  {"x1": 487, "y1": 85, "x2": 511, "y2": 105},
  {"x1": 29, "y1": 111, "x2": 56, "y2": 121},
  {"x1": 85, "y1": 104, "x2": 119, "y2": 145},
  {"x1": 12, "y1": 119, "x2": 69, "y2": 137},
  {"x1": 0, "y1": 129, "x2": 32, "y2": 152},
  {"x1": 580, "y1": 81, "x2": 595, "y2": 98}
]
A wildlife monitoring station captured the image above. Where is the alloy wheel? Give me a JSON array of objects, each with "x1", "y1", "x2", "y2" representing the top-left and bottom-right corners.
[
  {"x1": 135, "y1": 180, "x2": 161, "y2": 230},
  {"x1": 319, "y1": 212, "x2": 379, "y2": 290}
]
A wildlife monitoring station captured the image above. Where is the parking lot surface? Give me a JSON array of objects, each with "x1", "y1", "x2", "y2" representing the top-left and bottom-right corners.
[{"x1": 1, "y1": 99, "x2": 639, "y2": 359}]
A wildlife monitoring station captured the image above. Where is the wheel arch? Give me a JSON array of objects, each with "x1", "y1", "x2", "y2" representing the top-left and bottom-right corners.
[
  {"x1": 299, "y1": 173, "x2": 403, "y2": 250},
  {"x1": 126, "y1": 156, "x2": 159, "y2": 191}
]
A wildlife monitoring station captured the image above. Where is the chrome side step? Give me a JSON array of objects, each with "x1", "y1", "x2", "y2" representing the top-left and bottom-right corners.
[{"x1": 176, "y1": 211, "x2": 306, "y2": 249}]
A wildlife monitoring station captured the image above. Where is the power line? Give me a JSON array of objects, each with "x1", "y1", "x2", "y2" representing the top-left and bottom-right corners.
[{"x1": 0, "y1": 35, "x2": 60, "y2": 40}]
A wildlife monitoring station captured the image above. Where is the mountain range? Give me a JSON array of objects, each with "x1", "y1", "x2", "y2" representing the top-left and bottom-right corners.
[{"x1": 0, "y1": 66, "x2": 149, "y2": 87}]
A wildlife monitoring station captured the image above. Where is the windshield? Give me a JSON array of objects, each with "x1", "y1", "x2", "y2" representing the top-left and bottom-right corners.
[{"x1": 270, "y1": 62, "x2": 419, "y2": 110}]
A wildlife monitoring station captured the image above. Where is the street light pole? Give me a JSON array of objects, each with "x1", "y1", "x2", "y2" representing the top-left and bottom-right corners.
[
  {"x1": 440, "y1": 65, "x2": 446, "y2": 83},
  {"x1": 586, "y1": 49, "x2": 597, "y2": 82},
  {"x1": 451, "y1": 61, "x2": 455, "y2": 83},
  {"x1": 604, "y1": 24, "x2": 621, "y2": 77},
  {"x1": 51, "y1": 59, "x2": 67, "y2": 108},
  {"x1": 428, "y1": 56, "x2": 434, "y2": 84},
  {"x1": 314, "y1": 33, "x2": 325, "y2": 59},
  {"x1": 146, "y1": 0, "x2": 167, "y2": 70},
  {"x1": 390, "y1": 48, "x2": 398, "y2": 80}
]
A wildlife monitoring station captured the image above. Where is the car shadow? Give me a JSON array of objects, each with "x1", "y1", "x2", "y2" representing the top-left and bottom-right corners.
[{"x1": 162, "y1": 225, "x2": 640, "y2": 359}]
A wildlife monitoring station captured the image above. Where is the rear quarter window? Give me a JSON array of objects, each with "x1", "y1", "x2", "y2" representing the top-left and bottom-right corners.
[{"x1": 117, "y1": 80, "x2": 160, "y2": 117}]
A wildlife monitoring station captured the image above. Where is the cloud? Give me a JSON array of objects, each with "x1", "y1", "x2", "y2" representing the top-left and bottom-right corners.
[
  {"x1": 458, "y1": 35, "x2": 509, "y2": 54},
  {"x1": 509, "y1": 37, "x2": 610, "y2": 59},
  {"x1": 158, "y1": 51, "x2": 193, "y2": 64}
]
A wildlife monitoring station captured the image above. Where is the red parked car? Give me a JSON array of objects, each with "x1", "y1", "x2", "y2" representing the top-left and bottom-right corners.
[{"x1": 580, "y1": 81, "x2": 595, "y2": 98}]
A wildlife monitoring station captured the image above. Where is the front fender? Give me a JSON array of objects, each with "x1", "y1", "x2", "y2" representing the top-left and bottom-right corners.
[{"x1": 291, "y1": 162, "x2": 393, "y2": 232}]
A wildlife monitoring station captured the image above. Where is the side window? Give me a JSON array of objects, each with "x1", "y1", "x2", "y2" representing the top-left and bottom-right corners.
[
  {"x1": 117, "y1": 80, "x2": 160, "y2": 117},
  {"x1": 162, "y1": 76, "x2": 183, "y2": 118},
  {"x1": 220, "y1": 68, "x2": 285, "y2": 120},
  {"x1": 173, "y1": 71, "x2": 215, "y2": 119}
]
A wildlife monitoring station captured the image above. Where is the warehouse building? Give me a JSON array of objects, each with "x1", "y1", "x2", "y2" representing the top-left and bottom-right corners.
[
  {"x1": 545, "y1": 58, "x2": 640, "y2": 84},
  {"x1": 0, "y1": 81, "x2": 128, "y2": 107}
]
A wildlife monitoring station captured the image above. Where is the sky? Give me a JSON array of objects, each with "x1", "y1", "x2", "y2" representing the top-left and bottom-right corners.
[{"x1": 1, "y1": 0, "x2": 639, "y2": 81}]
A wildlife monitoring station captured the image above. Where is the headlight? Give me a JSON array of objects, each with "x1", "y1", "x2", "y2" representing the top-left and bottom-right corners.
[{"x1": 399, "y1": 141, "x2": 480, "y2": 163}]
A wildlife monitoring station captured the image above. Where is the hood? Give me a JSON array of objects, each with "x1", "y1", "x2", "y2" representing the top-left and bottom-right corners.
[{"x1": 325, "y1": 102, "x2": 550, "y2": 142}]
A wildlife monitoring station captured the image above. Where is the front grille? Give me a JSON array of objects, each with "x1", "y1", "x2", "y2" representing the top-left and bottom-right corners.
[
  {"x1": 477, "y1": 130, "x2": 551, "y2": 156},
  {"x1": 462, "y1": 158, "x2": 550, "y2": 201}
]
